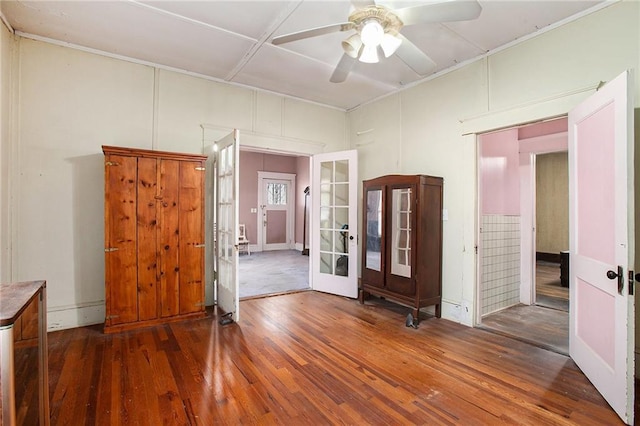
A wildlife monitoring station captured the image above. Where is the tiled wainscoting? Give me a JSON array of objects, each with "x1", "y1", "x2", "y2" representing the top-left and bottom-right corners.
[{"x1": 481, "y1": 215, "x2": 521, "y2": 315}]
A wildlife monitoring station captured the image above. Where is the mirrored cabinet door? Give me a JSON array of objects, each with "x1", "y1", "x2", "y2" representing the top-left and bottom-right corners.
[{"x1": 365, "y1": 189, "x2": 383, "y2": 272}]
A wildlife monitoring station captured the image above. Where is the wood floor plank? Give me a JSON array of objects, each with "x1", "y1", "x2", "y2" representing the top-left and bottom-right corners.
[{"x1": 46, "y1": 291, "x2": 624, "y2": 425}]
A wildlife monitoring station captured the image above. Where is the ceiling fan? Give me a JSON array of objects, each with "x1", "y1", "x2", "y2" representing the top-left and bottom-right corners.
[{"x1": 272, "y1": 0, "x2": 483, "y2": 83}]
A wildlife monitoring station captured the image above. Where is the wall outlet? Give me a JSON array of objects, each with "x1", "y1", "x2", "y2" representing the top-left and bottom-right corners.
[
  {"x1": 462, "y1": 300, "x2": 471, "y2": 323},
  {"x1": 250, "y1": 208, "x2": 257, "y2": 213},
  {"x1": 451, "y1": 304, "x2": 461, "y2": 321}
]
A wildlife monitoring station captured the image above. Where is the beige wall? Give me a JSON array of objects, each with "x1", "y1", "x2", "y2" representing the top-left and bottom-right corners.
[
  {"x1": 536, "y1": 152, "x2": 569, "y2": 255},
  {"x1": 1, "y1": 1, "x2": 638, "y2": 331},
  {"x1": 348, "y1": 0, "x2": 640, "y2": 326},
  {"x1": 5, "y1": 37, "x2": 346, "y2": 330},
  {"x1": 0, "y1": 22, "x2": 13, "y2": 282}
]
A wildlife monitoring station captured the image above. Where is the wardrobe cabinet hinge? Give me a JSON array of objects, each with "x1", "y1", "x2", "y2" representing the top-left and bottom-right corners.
[
  {"x1": 105, "y1": 161, "x2": 119, "y2": 166},
  {"x1": 194, "y1": 243, "x2": 205, "y2": 248},
  {"x1": 106, "y1": 315, "x2": 119, "y2": 320},
  {"x1": 195, "y1": 167, "x2": 205, "y2": 171},
  {"x1": 195, "y1": 302, "x2": 205, "y2": 307},
  {"x1": 104, "y1": 247, "x2": 119, "y2": 253}
]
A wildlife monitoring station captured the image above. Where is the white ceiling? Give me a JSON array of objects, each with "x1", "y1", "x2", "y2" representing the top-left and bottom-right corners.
[{"x1": 1, "y1": 0, "x2": 606, "y2": 110}]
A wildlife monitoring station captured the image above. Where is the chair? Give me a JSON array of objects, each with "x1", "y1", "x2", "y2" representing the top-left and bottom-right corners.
[{"x1": 238, "y1": 224, "x2": 250, "y2": 255}]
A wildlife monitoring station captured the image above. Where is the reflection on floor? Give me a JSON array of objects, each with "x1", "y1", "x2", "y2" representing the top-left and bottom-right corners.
[
  {"x1": 480, "y1": 261, "x2": 569, "y2": 355},
  {"x1": 536, "y1": 261, "x2": 569, "y2": 311},
  {"x1": 239, "y1": 250, "x2": 310, "y2": 299}
]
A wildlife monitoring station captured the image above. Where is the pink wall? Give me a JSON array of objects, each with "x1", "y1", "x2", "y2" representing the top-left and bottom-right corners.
[
  {"x1": 479, "y1": 129, "x2": 520, "y2": 215},
  {"x1": 295, "y1": 156, "x2": 310, "y2": 246},
  {"x1": 518, "y1": 117, "x2": 567, "y2": 140},
  {"x1": 238, "y1": 151, "x2": 308, "y2": 245}
]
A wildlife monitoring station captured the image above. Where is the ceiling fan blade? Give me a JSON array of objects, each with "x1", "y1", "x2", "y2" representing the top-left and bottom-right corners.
[
  {"x1": 395, "y1": 0, "x2": 482, "y2": 26},
  {"x1": 330, "y1": 54, "x2": 356, "y2": 83},
  {"x1": 272, "y1": 22, "x2": 352, "y2": 45},
  {"x1": 395, "y1": 34, "x2": 436, "y2": 76}
]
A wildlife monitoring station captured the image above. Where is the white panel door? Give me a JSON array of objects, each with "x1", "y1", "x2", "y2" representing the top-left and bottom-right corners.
[
  {"x1": 311, "y1": 150, "x2": 358, "y2": 298},
  {"x1": 569, "y1": 71, "x2": 634, "y2": 424},
  {"x1": 259, "y1": 175, "x2": 295, "y2": 251},
  {"x1": 216, "y1": 130, "x2": 240, "y2": 322}
]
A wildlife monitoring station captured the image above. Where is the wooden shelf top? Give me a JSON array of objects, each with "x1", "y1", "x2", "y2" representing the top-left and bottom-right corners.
[
  {"x1": 0, "y1": 280, "x2": 46, "y2": 326},
  {"x1": 102, "y1": 145, "x2": 208, "y2": 162}
]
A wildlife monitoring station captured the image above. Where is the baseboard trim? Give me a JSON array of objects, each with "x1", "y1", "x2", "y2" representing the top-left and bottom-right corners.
[
  {"x1": 47, "y1": 301, "x2": 105, "y2": 331},
  {"x1": 536, "y1": 252, "x2": 561, "y2": 263}
]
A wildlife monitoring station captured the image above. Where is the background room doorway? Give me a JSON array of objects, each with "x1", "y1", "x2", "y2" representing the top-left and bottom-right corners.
[
  {"x1": 477, "y1": 118, "x2": 569, "y2": 355},
  {"x1": 238, "y1": 149, "x2": 311, "y2": 299},
  {"x1": 534, "y1": 151, "x2": 569, "y2": 313}
]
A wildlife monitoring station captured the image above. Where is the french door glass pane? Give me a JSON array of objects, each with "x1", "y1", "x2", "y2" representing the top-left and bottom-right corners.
[{"x1": 319, "y1": 160, "x2": 349, "y2": 277}]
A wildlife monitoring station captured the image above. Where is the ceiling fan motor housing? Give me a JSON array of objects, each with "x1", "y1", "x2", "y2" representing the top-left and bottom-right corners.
[{"x1": 349, "y1": 5, "x2": 404, "y2": 36}]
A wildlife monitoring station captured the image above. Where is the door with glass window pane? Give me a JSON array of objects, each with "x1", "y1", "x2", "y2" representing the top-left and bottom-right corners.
[
  {"x1": 311, "y1": 150, "x2": 358, "y2": 298},
  {"x1": 261, "y1": 178, "x2": 293, "y2": 251}
]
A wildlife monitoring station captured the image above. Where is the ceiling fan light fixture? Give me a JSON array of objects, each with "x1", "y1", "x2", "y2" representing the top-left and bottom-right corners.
[
  {"x1": 342, "y1": 33, "x2": 363, "y2": 58},
  {"x1": 360, "y1": 19, "x2": 384, "y2": 46},
  {"x1": 380, "y1": 33, "x2": 402, "y2": 58},
  {"x1": 359, "y1": 44, "x2": 379, "y2": 63}
]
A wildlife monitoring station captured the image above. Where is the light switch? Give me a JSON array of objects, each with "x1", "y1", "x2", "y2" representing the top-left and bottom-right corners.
[{"x1": 250, "y1": 208, "x2": 257, "y2": 213}]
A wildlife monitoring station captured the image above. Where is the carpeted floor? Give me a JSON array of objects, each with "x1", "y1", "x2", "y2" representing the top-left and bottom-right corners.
[{"x1": 239, "y1": 250, "x2": 310, "y2": 299}]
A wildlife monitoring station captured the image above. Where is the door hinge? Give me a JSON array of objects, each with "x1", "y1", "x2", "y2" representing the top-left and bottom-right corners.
[
  {"x1": 195, "y1": 167, "x2": 205, "y2": 171},
  {"x1": 104, "y1": 247, "x2": 119, "y2": 253},
  {"x1": 629, "y1": 270, "x2": 635, "y2": 296},
  {"x1": 105, "y1": 161, "x2": 119, "y2": 166}
]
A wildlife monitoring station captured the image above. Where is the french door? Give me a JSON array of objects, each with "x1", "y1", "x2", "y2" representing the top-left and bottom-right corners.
[
  {"x1": 311, "y1": 150, "x2": 358, "y2": 298},
  {"x1": 215, "y1": 130, "x2": 240, "y2": 322},
  {"x1": 569, "y1": 70, "x2": 634, "y2": 424}
]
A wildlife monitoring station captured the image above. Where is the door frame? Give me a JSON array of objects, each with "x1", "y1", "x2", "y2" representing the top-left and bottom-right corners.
[
  {"x1": 257, "y1": 171, "x2": 296, "y2": 252},
  {"x1": 465, "y1": 84, "x2": 607, "y2": 328}
]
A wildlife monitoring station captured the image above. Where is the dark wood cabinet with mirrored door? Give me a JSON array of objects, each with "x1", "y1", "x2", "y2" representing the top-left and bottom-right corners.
[{"x1": 360, "y1": 175, "x2": 443, "y2": 324}]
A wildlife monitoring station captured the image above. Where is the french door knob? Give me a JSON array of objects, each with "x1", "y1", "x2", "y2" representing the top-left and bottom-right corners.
[{"x1": 607, "y1": 270, "x2": 620, "y2": 280}]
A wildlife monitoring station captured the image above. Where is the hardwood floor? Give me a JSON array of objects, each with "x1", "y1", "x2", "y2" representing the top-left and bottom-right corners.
[
  {"x1": 46, "y1": 291, "x2": 622, "y2": 425},
  {"x1": 537, "y1": 262, "x2": 568, "y2": 299}
]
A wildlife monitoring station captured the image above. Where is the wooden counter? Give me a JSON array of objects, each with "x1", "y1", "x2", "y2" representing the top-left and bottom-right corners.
[{"x1": 0, "y1": 280, "x2": 49, "y2": 425}]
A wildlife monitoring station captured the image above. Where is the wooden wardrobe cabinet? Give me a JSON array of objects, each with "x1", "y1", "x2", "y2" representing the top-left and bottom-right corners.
[
  {"x1": 359, "y1": 174, "x2": 443, "y2": 323},
  {"x1": 102, "y1": 146, "x2": 207, "y2": 333}
]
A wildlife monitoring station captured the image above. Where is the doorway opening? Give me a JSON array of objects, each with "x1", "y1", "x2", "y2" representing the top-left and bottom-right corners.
[
  {"x1": 477, "y1": 118, "x2": 570, "y2": 355},
  {"x1": 238, "y1": 148, "x2": 311, "y2": 300}
]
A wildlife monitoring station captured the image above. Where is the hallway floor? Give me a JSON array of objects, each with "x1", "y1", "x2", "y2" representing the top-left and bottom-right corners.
[
  {"x1": 481, "y1": 261, "x2": 569, "y2": 355},
  {"x1": 239, "y1": 250, "x2": 310, "y2": 299}
]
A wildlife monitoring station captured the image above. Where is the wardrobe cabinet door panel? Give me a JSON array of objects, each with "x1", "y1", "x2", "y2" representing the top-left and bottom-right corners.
[
  {"x1": 137, "y1": 157, "x2": 158, "y2": 321},
  {"x1": 179, "y1": 161, "x2": 205, "y2": 314},
  {"x1": 105, "y1": 154, "x2": 138, "y2": 325},
  {"x1": 159, "y1": 159, "x2": 180, "y2": 318}
]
